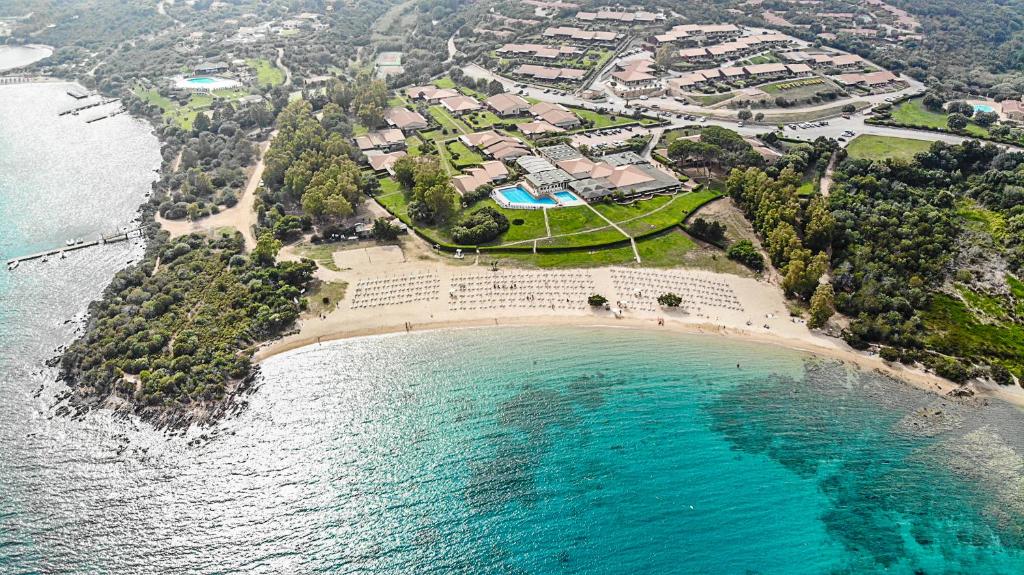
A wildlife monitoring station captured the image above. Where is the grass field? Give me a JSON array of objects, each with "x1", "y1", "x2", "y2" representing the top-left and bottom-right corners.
[
  {"x1": 571, "y1": 107, "x2": 644, "y2": 129},
  {"x1": 760, "y1": 77, "x2": 825, "y2": 95},
  {"x1": 891, "y1": 98, "x2": 989, "y2": 137},
  {"x1": 846, "y1": 134, "x2": 933, "y2": 162},
  {"x1": 246, "y1": 58, "x2": 285, "y2": 86},
  {"x1": 447, "y1": 140, "x2": 483, "y2": 168},
  {"x1": 133, "y1": 87, "x2": 217, "y2": 130},
  {"x1": 427, "y1": 105, "x2": 469, "y2": 135}
]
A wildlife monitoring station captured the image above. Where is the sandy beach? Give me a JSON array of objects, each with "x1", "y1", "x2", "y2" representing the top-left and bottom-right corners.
[{"x1": 254, "y1": 238, "x2": 1024, "y2": 408}]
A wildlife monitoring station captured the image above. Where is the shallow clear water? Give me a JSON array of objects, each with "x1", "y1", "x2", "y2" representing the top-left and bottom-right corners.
[
  {"x1": 0, "y1": 45, "x2": 51, "y2": 73},
  {"x1": 1, "y1": 83, "x2": 1024, "y2": 575}
]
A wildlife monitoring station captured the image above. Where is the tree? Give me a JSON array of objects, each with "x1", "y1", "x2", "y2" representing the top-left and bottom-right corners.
[
  {"x1": 946, "y1": 100, "x2": 974, "y2": 117},
  {"x1": 754, "y1": 112, "x2": 765, "y2": 122},
  {"x1": 657, "y1": 293, "x2": 683, "y2": 307},
  {"x1": 371, "y1": 217, "x2": 400, "y2": 241},
  {"x1": 947, "y1": 112, "x2": 969, "y2": 131},
  {"x1": 688, "y1": 217, "x2": 726, "y2": 244},
  {"x1": 654, "y1": 44, "x2": 678, "y2": 69},
  {"x1": 922, "y1": 92, "x2": 945, "y2": 112},
  {"x1": 807, "y1": 283, "x2": 835, "y2": 329},
  {"x1": 252, "y1": 231, "x2": 282, "y2": 266},
  {"x1": 588, "y1": 294, "x2": 608, "y2": 307},
  {"x1": 487, "y1": 80, "x2": 505, "y2": 96},
  {"x1": 737, "y1": 109, "x2": 753, "y2": 122},
  {"x1": 973, "y1": 110, "x2": 999, "y2": 127},
  {"x1": 841, "y1": 103, "x2": 857, "y2": 114},
  {"x1": 392, "y1": 155, "x2": 416, "y2": 189},
  {"x1": 727, "y1": 240, "x2": 764, "y2": 272},
  {"x1": 192, "y1": 112, "x2": 211, "y2": 134}
]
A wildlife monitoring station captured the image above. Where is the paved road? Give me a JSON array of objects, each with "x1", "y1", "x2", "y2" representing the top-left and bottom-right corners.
[{"x1": 463, "y1": 63, "x2": 1017, "y2": 153}]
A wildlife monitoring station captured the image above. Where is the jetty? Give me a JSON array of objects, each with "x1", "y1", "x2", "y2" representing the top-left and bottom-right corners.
[
  {"x1": 86, "y1": 108, "x2": 126, "y2": 123},
  {"x1": 6, "y1": 228, "x2": 145, "y2": 268},
  {"x1": 58, "y1": 98, "x2": 118, "y2": 117}
]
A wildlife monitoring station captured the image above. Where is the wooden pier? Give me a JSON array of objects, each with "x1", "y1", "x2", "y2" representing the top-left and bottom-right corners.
[
  {"x1": 58, "y1": 98, "x2": 119, "y2": 117},
  {"x1": 86, "y1": 108, "x2": 126, "y2": 123},
  {"x1": 6, "y1": 228, "x2": 145, "y2": 268}
]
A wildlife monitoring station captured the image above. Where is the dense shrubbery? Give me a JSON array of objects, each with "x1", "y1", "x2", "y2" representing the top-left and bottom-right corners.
[
  {"x1": 59, "y1": 232, "x2": 316, "y2": 413},
  {"x1": 450, "y1": 207, "x2": 509, "y2": 244},
  {"x1": 726, "y1": 240, "x2": 764, "y2": 272}
]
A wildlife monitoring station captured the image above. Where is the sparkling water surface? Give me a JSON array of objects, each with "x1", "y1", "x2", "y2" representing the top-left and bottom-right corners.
[{"x1": 1, "y1": 83, "x2": 1023, "y2": 575}]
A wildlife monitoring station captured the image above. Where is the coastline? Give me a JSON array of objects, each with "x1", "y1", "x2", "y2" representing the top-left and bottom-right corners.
[
  {"x1": 255, "y1": 313, "x2": 981, "y2": 401},
  {"x1": 254, "y1": 255, "x2": 1024, "y2": 409}
]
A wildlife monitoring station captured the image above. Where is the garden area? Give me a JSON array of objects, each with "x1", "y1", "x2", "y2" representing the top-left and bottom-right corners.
[
  {"x1": 845, "y1": 134, "x2": 933, "y2": 162},
  {"x1": 246, "y1": 58, "x2": 285, "y2": 86},
  {"x1": 375, "y1": 173, "x2": 721, "y2": 255},
  {"x1": 888, "y1": 97, "x2": 990, "y2": 137}
]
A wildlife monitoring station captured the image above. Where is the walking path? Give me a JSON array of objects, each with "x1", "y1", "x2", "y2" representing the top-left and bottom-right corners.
[
  {"x1": 156, "y1": 136, "x2": 272, "y2": 250},
  {"x1": 586, "y1": 203, "x2": 639, "y2": 262}
]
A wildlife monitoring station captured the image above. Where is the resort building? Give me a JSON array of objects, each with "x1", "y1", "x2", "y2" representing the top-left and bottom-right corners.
[
  {"x1": 652, "y1": 23, "x2": 742, "y2": 45},
  {"x1": 452, "y1": 161, "x2": 509, "y2": 195},
  {"x1": 405, "y1": 85, "x2": 459, "y2": 101},
  {"x1": 525, "y1": 169, "x2": 575, "y2": 195},
  {"x1": 354, "y1": 128, "x2": 406, "y2": 152},
  {"x1": 498, "y1": 145, "x2": 681, "y2": 206},
  {"x1": 529, "y1": 102, "x2": 581, "y2": 129},
  {"x1": 520, "y1": 121, "x2": 565, "y2": 136},
  {"x1": 366, "y1": 151, "x2": 407, "y2": 176},
  {"x1": 575, "y1": 10, "x2": 663, "y2": 23},
  {"x1": 543, "y1": 26, "x2": 621, "y2": 44},
  {"x1": 485, "y1": 93, "x2": 530, "y2": 117},
  {"x1": 611, "y1": 67, "x2": 661, "y2": 98},
  {"x1": 516, "y1": 155, "x2": 558, "y2": 174},
  {"x1": 513, "y1": 64, "x2": 588, "y2": 82},
  {"x1": 539, "y1": 143, "x2": 584, "y2": 163},
  {"x1": 461, "y1": 130, "x2": 531, "y2": 161},
  {"x1": 496, "y1": 44, "x2": 582, "y2": 60},
  {"x1": 441, "y1": 95, "x2": 482, "y2": 114},
  {"x1": 193, "y1": 61, "x2": 229, "y2": 75},
  {"x1": 833, "y1": 70, "x2": 899, "y2": 89},
  {"x1": 384, "y1": 107, "x2": 428, "y2": 132},
  {"x1": 1002, "y1": 100, "x2": 1024, "y2": 121}
]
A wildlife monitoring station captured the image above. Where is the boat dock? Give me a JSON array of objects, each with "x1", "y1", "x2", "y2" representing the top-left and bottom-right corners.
[
  {"x1": 67, "y1": 87, "x2": 92, "y2": 99},
  {"x1": 6, "y1": 228, "x2": 145, "y2": 268},
  {"x1": 86, "y1": 108, "x2": 126, "y2": 123},
  {"x1": 58, "y1": 98, "x2": 119, "y2": 117}
]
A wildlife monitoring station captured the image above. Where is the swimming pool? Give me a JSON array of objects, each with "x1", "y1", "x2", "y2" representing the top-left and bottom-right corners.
[
  {"x1": 174, "y1": 75, "x2": 241, "y2": 91},
  {"x1": 974, "y1": 104, "x2": 995, "y2": 114},
  {"x1": 495, "y1": 185, "x2": 582, "y2": 208},
  {"x1": 499, "y1": 185, "x2": 557, "y2": 206}
]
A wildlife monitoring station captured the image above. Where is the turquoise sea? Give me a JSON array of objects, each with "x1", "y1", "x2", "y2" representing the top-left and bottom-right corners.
[{"x1": 1, "y1": 83, "x2": 1024, "y2": 574}]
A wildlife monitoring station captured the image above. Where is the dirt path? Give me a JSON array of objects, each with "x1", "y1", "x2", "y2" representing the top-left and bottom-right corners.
[
  {"x1": 820, "y1": 151, "x2": 837, "y2": 197},
  {"x1": 691, "y1": 197, "x2": 781, "y2": 285},
  {"x1": 156, "y1": 137, "x2": 272, "y2": 251},
  {"x1": 276, "y1": 48, "x2": 291, "y2": 87}
]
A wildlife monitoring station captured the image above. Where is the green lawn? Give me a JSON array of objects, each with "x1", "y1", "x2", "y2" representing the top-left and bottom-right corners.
[
  {"x1": 447, "y1": 140, "x2": 483, "y2": 168},
  {"x1": 405, "y1": 135, "x2": 424, "y2": 157},
  {"x1": 846, "y1": 134, "x2": 933, "y2": 162},
  {"x1": 891, "y1": 98, "x2": 989, "y2": 137},
  {"x1": 133, "y1": 87, "x2": 219, "y2": 130},
  {"x1": 246, "y1": 58, "x2": 285, "y2": 86},
  {"x1": 463, "y1": 110, "x2": 517, "y2": 130},
  {"x1": 427, "y1": 105, "x2": 468, "y2": 134},
  {"x1": 571, "y1": 107, "x2": 640, "y2": 129}
]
